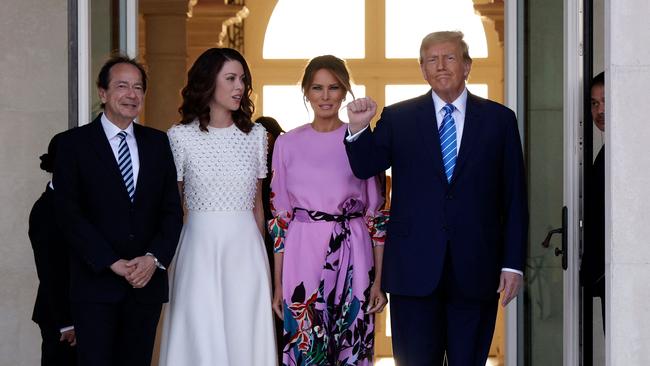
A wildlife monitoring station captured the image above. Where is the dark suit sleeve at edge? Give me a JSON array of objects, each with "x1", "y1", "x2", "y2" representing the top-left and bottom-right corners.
[
  {"x1": 344, "y1": 107, "x2": 393, "y2": 179},
  {"x1": 28, "y1": 200, "x2": 73, "y2": 328},
  {"x1": 500, "y1": 110, "x2": 529, "y2": 273},
  {"x1": 144, "y1": 133, "x2": 183, "y2": 268},
  {"x1": 53, "y1": 134, "x2": 120, "y2": 273}
]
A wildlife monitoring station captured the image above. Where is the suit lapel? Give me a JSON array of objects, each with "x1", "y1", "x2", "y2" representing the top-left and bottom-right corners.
[
  {"x1": 415, "y1": 91, "x2": 448, "y2": 184},
  {"x1": 132, "y1": 123, "x2": 148, "y2": 205},
  {"x1": 451, "y1": 93, "x2": 482, "y2": 185},
  {"x1": 88, "y1": 115, "x2": 133, "y2": 203}
]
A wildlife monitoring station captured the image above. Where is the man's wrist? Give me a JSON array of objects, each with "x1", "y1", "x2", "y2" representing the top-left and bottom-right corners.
[
  {"x1": 346, "y1": 125, "x2": 369, "y2": 142},
  {"x1": 145, "y1": 252, "x2": 166, "y2": 270},
  {"x1": 501, "y1": 268, "x2": 523, "y2": 276}
]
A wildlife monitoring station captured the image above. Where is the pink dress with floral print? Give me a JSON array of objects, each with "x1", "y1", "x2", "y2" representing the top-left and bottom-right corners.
[{"x1": 269, "y1": 123, "x2": 387, "y2": 366}]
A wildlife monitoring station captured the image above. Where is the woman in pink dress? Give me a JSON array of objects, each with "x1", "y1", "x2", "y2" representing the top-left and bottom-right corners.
[{"x1": 269, "y1": 55, "x2": 388, "y2": 365}]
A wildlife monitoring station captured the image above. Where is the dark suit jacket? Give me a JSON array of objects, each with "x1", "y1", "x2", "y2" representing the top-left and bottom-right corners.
[
  {"x1": 345, "y1": 91, "x2": 528, "y2": 300},
  {"x1": 54, "y1": 115, "x2": 183, "y2": 304},
  {"x1": 581, "y1": 146, "x2": 605, "y2": 296},
  {"x1": 29, "y1": 185, "x2": 73, "y2": 329}
]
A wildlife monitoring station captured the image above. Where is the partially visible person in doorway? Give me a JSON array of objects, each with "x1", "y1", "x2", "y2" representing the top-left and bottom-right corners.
[
  {"x1": 582, "y1": 71, "x2": 606, "y2": 330},
  {"x1": 255, "y1": 115, "x2": 285, "y2": 362},
  {"x1": 29, "y1": 132, "x2": 77, "y2": 366},
  {"x1": 255, "y1": 115, "x2": 285, "y2": 259}
]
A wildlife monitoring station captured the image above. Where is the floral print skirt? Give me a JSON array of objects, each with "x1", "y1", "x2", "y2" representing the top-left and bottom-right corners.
[{"x1": 281, "y1": 202, "x2": 376, "y2": 366}]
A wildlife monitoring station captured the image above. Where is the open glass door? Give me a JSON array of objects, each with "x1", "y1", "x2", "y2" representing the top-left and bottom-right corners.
[
  {"x1": 75, "y1": 0, "x2": 137, "y2": 126},
  {"x1": 519, "y1": 0, "x2": 582, "y2": 364}
]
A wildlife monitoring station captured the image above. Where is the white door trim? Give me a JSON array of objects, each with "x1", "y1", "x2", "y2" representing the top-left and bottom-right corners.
[
  {"x1": 76, "y1": 1, "x2": 139, "y2": 126},
  {"x1": 124, "y1": 0, "x2": 138, "y2": 58},
  {"x1": 504, "y1": 0, "x2": 520, "y2": 364},
  {"x1": 77, "y1": 0, "x2": 90, "y2": 126},
  {"x1": 505, "y1": 1, "x2": 584, "y2": 363},
  {"x1": 564, "y1": 0, "x2": 583, "y2": 364}
]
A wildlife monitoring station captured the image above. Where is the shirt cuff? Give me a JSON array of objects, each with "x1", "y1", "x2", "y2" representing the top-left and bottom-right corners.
[
  {"x1": 59, "y1": 326, "x2": 74, "y2": 333},
  {"x1": 502, "y1": 268, "x2": 524, "y2": 276},
  {"x1": 345, "y1": 126, "x2": 369, "y2": 142},
  {"x1": 146, "y1": 252, "x2": 166, "y2": 270}
]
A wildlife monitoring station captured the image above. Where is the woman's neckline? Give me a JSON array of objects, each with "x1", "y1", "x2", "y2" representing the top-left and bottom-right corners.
[
  {"x1": 206, "y1": 122, "x2": 235, "y2": 131},
  {"x1": 309, "y1": 122, "x2": 346, "y2": 134}
]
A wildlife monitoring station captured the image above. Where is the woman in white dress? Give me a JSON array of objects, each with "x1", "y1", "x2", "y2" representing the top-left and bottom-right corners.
[{"x1": 159, "y1": 48, "x2": 277, "y2": 365}]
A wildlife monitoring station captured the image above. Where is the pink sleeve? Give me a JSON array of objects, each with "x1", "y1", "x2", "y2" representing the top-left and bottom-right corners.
[
  {"x1": 268, "y1": 135, "x2": 292, "y2": 253},
  {"x1": 363, "y1": 176, "x2": 389, "y2": 247}
]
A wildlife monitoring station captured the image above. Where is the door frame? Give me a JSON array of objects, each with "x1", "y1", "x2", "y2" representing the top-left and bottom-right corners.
[
  {"x1": 563, "y1": 0, "x2": 583, "y2": 363},
  {"x1": 504, "y1": 0, "x2": 583, "y2": 364},
  {"x1": 503, "y1": 1, "x2": 521, "y2": 365},
  {"x1": 74, "y1": 0, "x2": 139, "y2": 127}
]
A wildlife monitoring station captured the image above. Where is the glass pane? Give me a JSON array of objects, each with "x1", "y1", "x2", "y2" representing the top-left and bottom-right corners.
[
  {"x1": 385, "y1": 84, "x2": 488, "y2": 106},
  {"x1": 263, "y1": 0, "x2": 365, "y2": 59},
  {"x1": 385, "y1": 0, "x2": 488, "y2": 59},
  {"x1": 90, "y1": 0, "x2": 119, "y2": 120},
  {"x1": 523, "y1": 0, "x2": 564, "y2": 364},
  {"x1": 90, "y1": 0, "x2": 126, "y2": 122},
  {"x1": 262, "y1": 85, "x2": 365, "y2": 132}
]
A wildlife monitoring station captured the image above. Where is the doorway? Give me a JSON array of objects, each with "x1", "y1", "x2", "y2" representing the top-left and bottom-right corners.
[{"x1": 516, "y1": 0, "x2": 590, "y2": 364}]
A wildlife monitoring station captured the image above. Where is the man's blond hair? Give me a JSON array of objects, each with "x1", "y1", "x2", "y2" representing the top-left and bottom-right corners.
[{"x1": 419, "y1": 31, "x2": 472, "y2": 65}]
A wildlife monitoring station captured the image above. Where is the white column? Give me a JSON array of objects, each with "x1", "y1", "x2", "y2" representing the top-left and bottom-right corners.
[
  {"x1": 140, "y1": 0, "x2": 190, "y2": 131},
  {"x1": 605, "y1": 0, "x2": 650, "y2": 364},
  {"x1": 0, "y1": 0, "x2": 69, "y2": 364}
]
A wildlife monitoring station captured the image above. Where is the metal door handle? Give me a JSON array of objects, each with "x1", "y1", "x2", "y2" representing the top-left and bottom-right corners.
[{"x1": 541, "y1": 206, "x2": 568, "y2": 270}]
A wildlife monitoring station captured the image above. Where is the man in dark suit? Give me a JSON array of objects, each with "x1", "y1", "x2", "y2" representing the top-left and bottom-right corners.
[
  {"x1": 581, "y1": 71, "x2": 606, "y2": 328},
  {"x1": 345, "y1": 31, "x2": 528, "y2": 365},
  {"x1": 54, "y1": 55, "x2": 183, "y2": 366},
  {"x1": 29, "y1": 133, "x2": 77, "y2": 365}
]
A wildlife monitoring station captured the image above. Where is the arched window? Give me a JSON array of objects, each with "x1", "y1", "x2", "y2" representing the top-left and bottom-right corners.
[
  {"x1": 385, "y1": 0, "x2": 488, "y2": 59},
  {"x1": 256, "y1": 0, "x2": 494, "y2": 134},
  {"x1": 263, "y1": 0, "x2": 365, "y2": 59}
]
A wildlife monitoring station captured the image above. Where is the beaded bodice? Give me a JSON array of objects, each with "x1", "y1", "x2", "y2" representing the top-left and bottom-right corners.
[{"x1": 167, "y1": 121, "x2": 267, "y2": 211}]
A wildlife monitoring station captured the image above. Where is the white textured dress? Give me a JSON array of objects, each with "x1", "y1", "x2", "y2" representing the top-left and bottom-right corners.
[{"x1": 159, "y1": 121, "x2": 277, "y2": 366}]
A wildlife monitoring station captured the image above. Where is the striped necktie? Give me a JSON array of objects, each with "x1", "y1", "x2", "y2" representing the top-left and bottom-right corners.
[
  {"x1": 117, "y1": 131, "x2": 135, "y2": 202},
  {"x1": 439, "y1": 103, "x2": 457, "y2": 183}
]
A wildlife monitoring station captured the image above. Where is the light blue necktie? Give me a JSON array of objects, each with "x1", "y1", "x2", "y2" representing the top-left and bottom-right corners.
[
  {"x1": 439, "y1": 104, "x2": 457, "y2": 183},
  {"x1": 117, "y1": 131, "x2": 135, "y2": 202}
]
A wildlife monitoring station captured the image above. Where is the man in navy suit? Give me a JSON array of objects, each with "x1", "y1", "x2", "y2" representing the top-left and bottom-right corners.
[
  {"x1": 345, "y1": 31, "x2": 528, "y2": 365},
  {"x1": 54, "y1": 55, "x2": 183, "y2": 366}
]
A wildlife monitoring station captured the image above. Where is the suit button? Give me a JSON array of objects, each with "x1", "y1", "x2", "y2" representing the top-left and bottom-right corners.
[{"x1": 128, "y1": 234, "x2": 135, "y2": 240}]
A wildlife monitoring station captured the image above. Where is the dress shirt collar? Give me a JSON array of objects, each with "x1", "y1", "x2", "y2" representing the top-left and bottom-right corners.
[
  {"x1": 100, "y1": 113, "x2": 135, "y2": 139},
  {"x1": 431, "y1": 87, "x2": 468, "y2": 116}
]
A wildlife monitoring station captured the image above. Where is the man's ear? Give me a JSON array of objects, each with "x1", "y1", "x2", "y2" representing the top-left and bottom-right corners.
[
  {"x1": 98, "y1": 88, "x2": 107, "y2": 104},
  {"x1": 463, "y1": 61, "x2": 472, "y2": 80}
]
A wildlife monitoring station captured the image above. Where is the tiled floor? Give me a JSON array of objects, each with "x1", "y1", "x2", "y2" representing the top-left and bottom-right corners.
[{"x1": 375, "y1": 356, "x2": 501, "y2": 366}]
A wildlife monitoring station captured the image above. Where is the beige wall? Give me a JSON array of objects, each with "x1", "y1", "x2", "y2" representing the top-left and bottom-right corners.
[
  {"x1": 606, "y1": 0, "x2": 650, "y2": 364},
  {"x1": 0, "y1": 1, "x2": 69, "y2": 365}
]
